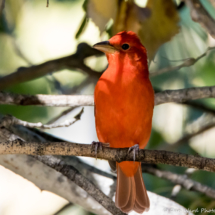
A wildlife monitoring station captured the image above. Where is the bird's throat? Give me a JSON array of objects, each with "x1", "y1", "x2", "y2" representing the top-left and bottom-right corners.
[{"x1": 107, "y1": 53, "x2": 149, "y2": 78}]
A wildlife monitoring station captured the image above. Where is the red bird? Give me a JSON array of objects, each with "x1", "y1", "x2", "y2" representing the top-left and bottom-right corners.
[{"x1": 93, "y1": 31, "x2": 154, "y2": 213}]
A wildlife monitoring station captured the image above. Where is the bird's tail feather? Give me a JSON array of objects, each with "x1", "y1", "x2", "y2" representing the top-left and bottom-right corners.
[{"x1": 115, "y1": 163, "x2": 150, "y2": 213}]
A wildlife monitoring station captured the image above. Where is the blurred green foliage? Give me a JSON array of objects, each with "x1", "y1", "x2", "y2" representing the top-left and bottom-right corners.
[{"x1": 1, "y1": 0, "x2": 215, "y2": 214}]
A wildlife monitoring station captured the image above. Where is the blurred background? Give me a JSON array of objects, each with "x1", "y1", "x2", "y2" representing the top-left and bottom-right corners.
[{"x1": 0, "y1": 0, "x2": 215, "y2": 214}]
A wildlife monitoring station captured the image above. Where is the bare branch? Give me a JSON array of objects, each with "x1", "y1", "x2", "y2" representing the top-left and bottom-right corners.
[
  {"x1": 0, "y1": 92, "x2": 94, "y2": 107},
  {"x1": 155, "y1": 85, "x2": 215, "y2": 105},
  {"x1": 0, "y1": 43, "x2": 102, "y2": 90},
  {"x1": 1, "y1": 125, "x2": 190, "y2": 215},
  {"x1": 185, "y1": 0, "x2": 215, "y2": 38},
  {"x1": 59, "y1": 157, "x2": 215, "y2": 200},
  {"x1": 172, "y1": 121, "x2": 215, "y2": 147},
  {"x1": 46, "y1": 107, "x2": 76, "y2": 125},
  {"x1": 1, "y1": 108, "x2": 84, "y2": 129},
  {"x1": 1, "y1": 85, "x2": 215, "y2": 107},
  {"x1": 158, "y1": 117, "x2": 215, "y2": 152},
  {"x1": 2, "y1": 119, "x2": 214, "y2": 201},
  {"x1": 0, "y1": 124, "x2": 115, "y2": 215},
  {"x1": 36, "y1": 155, "x2": 126, "y2": 215},
  {"x1": 1, "y1": 140, "x2": 215, "y2": 173},
  {"x1": 142, "y1": 165, "x2": 215, "y2": 199},
  {"x1": 170, "y1": 168, "x2": 196, "y2": 200},
  {"x1": 150, "y1": 47, "x2": 215, "y2": 77},
  {"x1": 0, "y1": 154, "x2": 113, "y2": 215},
  {"x1": 0, "y1": 122, "x2": 123, "y2": 215}
]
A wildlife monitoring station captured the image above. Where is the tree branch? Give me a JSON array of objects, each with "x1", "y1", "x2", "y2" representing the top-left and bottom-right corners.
[
  {"x1": 1, "y1": 108, "x2": 84, "y2": 129},
  {"x1": 0, "y1": 122, "x2": 123, "y2": 215},
  {"x1": 0, "y1": 124, "x2": 190, "y2": 215},
  {"x1": 185, "y1": 0, "x2": 215, "y2": 38},
  {"x1": 142, "y1": 165, "x2": 215, "y2": 199},
  {"x1": 36, "y1": 155, "x2": 126, "y2": 215},
  {"x1": 0, "y1": 92, "x2": 94, "y2": 107},
  {"x1": 58, "y1": 156, "x2": 215, "y2": 200},
  {"x1": 46, "y1": 107, "x2": 76, "y2": 125},
  {"x1": 1, "y1": 140, "x2": 215, "y2": 172},
  {"x1": 172, "y1": 121, "x2": 215, "y2": 147},
  {"x1": 5, "y1": 114, "x2": 215, "y2": 200},
  {"x1": 0, "y1": 43, "x2": 102, "y2": 90},
  {"x1": 1, "y1": 85, "x2": 215, "y2": 107},
  {"x1": 150, "y1": 47, "x2": 215, "y2": 77},
  {"x1": 155, "y1": 85, "x2": 215, "y2": 105}
]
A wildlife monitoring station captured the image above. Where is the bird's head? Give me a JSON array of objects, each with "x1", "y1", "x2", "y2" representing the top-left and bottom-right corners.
[{"x1": 93, "y1": 31, "x2": 147, "y2": 62}]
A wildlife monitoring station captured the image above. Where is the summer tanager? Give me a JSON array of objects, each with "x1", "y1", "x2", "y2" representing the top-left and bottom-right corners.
[{"x1": 93, "y1": 31, "x2": 154, "y2": 213}]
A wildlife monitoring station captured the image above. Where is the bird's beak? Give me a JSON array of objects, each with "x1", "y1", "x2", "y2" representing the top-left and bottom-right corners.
[{"x1": 93, "y1": 41, "x2": 116, "y2": 54}]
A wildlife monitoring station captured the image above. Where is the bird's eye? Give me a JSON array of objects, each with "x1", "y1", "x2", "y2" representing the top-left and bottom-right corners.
[{"x1": 121, "y1": 43, "x2": 130, "y2": 50}]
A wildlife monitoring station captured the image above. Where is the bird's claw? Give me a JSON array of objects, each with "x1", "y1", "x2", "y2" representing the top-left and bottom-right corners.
[
  {"x1": 91, "y1": 141, "x2": 109, "y2": 159},
  {"x1": 128, "y1": 144, "x2": 139, "y2": 162}
]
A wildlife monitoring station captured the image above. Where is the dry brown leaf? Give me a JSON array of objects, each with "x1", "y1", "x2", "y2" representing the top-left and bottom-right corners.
[
  {"x1": 87, "y1": 0, "x2": 118, "y2": 32},
  {"x1": 139, "y1": 0, "x2": 180, "y2": 60},
  {"x1": 113, "y1": 0, "x2": 151, "y2": 34},
  {"x1": 113, "y1": 0, "x2": 179, "y2": 60},
  {"x1": 87, "y1": 0, "x2": 179, "y2": 60}
]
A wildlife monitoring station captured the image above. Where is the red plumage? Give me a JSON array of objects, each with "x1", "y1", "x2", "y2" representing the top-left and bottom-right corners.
[{"x1": 94, "y1": 31, "x2": 154, "y2": 213}]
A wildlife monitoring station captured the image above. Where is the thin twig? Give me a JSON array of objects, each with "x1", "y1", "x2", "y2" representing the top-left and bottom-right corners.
[
  {"x1": 1, "y1": 140, "x2": 215, "y2": 173},
  {"x1": 46, "y1": 107, "x2": 76, "y2": 125},
  {"x1": 150, "y1": 47, "x2": 215, "y2": 77},
  {"x1": 185, "y1": 0, "x2": 215, "y2": 38},
  {"x1": 1, "y1": 108, "x2": 84, "y2": 129},
  {"x1": 142, "y1": 165, "x2": 215, "y2": 199},
  {"x1": 46, "y1": 0, "x2": 49, "y2": 7},
  {"x1": 172, "y1": 121, "x2": 215, "y2": 147},
  {"x1": 170, "y1": 168, "x2": 195, "y2": 200}
]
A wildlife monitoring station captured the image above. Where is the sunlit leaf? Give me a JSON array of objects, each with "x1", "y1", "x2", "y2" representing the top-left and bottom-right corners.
[
  {"x1": 139, "y1": 0, "x2": 180, "y2": 60},
  {"x1": 113, "y1": 0, "x2": 151, "y2": 35},
  {"x1": 86, "y1": 0, "x2": 179, "y2": 60},
  {"x1": 113, "y1": 0, "x2": 179, "y2": 60},
  {"x1": 86, "y1": 0, "x2": 118, "y2": 32}
]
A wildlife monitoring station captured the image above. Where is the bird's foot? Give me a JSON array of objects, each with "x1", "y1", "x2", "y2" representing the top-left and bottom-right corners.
[
  {"x1": 91, "y1": 141, "x2": 109, "y2": 159},
  {"x1": 128, "y1": 144, "x2": 139, "y2": 162}
]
